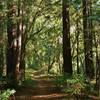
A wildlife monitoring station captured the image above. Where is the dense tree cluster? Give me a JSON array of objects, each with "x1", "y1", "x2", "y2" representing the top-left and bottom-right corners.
[{"x1": 0, "y1": 0, "x2": 100, "y2": 96}]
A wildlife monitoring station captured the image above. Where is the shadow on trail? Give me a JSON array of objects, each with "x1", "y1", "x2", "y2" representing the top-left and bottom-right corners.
[
  {"x1": 14, "y1": 75, "x2": 67, "y2": 100},
  {"x1": 9, "y1": 74, "x2": 100, "y2": 100}
]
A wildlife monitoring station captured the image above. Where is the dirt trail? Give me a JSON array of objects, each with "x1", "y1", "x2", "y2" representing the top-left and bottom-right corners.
[
  {"x1": 10, "y1": 75, "x2": 100, "y2": 100},
  {"x1": 13, "y1": 75, "x2": 68, "y2": 100}
]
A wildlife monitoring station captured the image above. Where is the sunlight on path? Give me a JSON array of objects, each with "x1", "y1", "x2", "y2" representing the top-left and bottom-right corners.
[
  {"x1": 9, "y1": 74, "x2": 100, "y2": 100},
  {"x1": 13, "y1": 75, "x2": 69, "y2": 100}
]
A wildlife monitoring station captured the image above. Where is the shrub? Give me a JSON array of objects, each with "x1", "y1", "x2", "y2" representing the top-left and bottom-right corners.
[
  {"x1": 0, "y1": 89, "x2": 16, "y2": 100},
  {"x1": 54, "y1": 74, "x2": 87, "y2": 95}
]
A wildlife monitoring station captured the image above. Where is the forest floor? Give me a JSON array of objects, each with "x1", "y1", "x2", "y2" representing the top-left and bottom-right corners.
[
  {"x1": 8, "y1": 70, "x2": 100, "y2": 100},
  {"x1": 14, "y1": 74, "x2": 69, "y2": 100},
  {"x1": 0, "y1": 69, "x2": 99, "y2": 100}
]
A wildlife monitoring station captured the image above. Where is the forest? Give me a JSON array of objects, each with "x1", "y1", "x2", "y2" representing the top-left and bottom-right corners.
[{"x1": 0, "y1": 0, "x2": 100, "y2": 100}]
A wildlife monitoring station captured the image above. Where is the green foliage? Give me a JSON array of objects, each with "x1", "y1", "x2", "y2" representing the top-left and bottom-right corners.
[
  {"x1": 0, "y1": 0, "x2": 99, "y2": 96},
  {"x1": 54, "y1": 74, "x2": 68, "y2": 87},
  {"x1": 0, "y1": 89, "x2": 16, "y2": 100},
  {"x1": 84, "y1": 81, "x2": 95, "y2": 94},
  {"x1": 54, "y1": 74, "x2": 92, "y2": 95}
]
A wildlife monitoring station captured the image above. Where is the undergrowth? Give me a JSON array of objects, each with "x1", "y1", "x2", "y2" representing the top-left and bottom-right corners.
[
  {"x1": 0, "y1": 89, "x2": 16, "y2": 100},
  {"x1": 54, "y1": 74, "x2": 94, "y2": 95}
]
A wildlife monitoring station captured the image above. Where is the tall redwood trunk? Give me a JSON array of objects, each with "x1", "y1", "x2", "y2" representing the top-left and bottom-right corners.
[
  {"x1": 20, "y1": 0, "x2": 26, "y2": 81},
  {"x1": 83, "y1": 0, "x2": 94, "y2": 79},
  {"x1": 7, "y1": 0, "x2": 22, "y2": 86},
  {"x1": 7, "y1": 1, "x2": 18, "y2": 86},
  {"x1": 0, "y1": 16, "x2": 4, "y2": 77},
  {"x1": 17, "y1": 0, "x2": 23, "y2": 84},
  {"x1": 16, "y1": 0, "x2": 26, "y2": 82},
  {"x1": 62, "y1": 0, "x2": 72, "y2": 75}
]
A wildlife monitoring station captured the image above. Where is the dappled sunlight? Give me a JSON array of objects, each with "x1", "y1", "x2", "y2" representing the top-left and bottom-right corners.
[{"x1": 0, "y1": 0, "x2": 100, "y2": 100}]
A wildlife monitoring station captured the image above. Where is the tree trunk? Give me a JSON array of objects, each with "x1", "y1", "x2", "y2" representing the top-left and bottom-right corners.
[
  {"x1": 76, "y1": 15, "x2": 80, "y2": 74},
  {"x1": 97, "y1": 55, "x2": 100, "y2": 97},
  {"x1": 83, "y1": 0, "x2": 94, "y2": 79},
  {"x1": 0, "y1": 18, "x2": 4, "y2": 78},
  {"x1": 0, "y1": 0, "x2": 5, "y2": 78},
  {"x1": 20, "y1": 30, "x2": 26, "y2": 82},
  {"x1": 7, "y1": 0, "x2": 22, "y2": 87},
  {"x1": 95, "y1": 30, "x2": 100, "y2": 96},
  {"x1": 62, "y1": 0, "x2": 72, "y2": 75},
  {"x1": 20, "y1": 0, "x2": 26, "y2": 81},
  {"x1": 17, "y1": 0, "x2": 24, "y2": 84}
]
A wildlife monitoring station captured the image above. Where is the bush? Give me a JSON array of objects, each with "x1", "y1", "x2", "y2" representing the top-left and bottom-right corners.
[
  {"x1": 54, "y1": 74, "x2": 87, "y2": 95},
  {"x1": 0, "y1": 89, "x2": 16, "y2": 100}
]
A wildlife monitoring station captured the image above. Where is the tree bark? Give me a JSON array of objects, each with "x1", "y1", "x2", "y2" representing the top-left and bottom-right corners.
[
  {"x1": 83, "y1": 0, "x2": 94, "y2": 79},
  {"x1": 7, "y1": 0, "x2": 23, "y2": 86},
  {"x1": 76, "y1": 14, "x2": 80, "y2": 74},
  {"x1": 19, "y1": 0, "x2": 27, "y2": 82},
  {"x1": 7, "y1": 1, "x2": 18, "y2": 86},
  {"x1": 0, "y1": 0, "x2": 5, "y2": 78},
  {"x1": 0, "y1": 18, "x2": 4, "y2": 78},
  {"x1": 62, "y1": 0, "x2": 72, "y2": 75}
]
